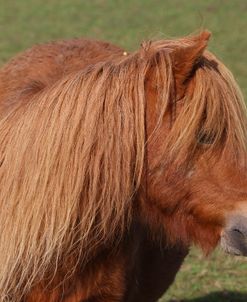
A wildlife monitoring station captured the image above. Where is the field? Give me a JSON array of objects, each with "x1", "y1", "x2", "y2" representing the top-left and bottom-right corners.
[{"x1": 1, "y1": 0, "x2": 247, "y2": 301}]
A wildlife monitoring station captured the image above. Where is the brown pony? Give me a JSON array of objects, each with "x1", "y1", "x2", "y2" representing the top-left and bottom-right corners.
[{"x1": 0, "y1": 31, "x2": 246, "y2": 302}]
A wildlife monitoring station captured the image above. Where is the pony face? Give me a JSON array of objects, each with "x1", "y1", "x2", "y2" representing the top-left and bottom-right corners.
[{"x1": 143, "y1": 32, "x2": 247, "y2": 255}]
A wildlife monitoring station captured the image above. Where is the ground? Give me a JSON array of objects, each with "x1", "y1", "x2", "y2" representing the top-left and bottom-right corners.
[{"x1": 0, "y1": 1, "x2": 247, "y2": 301}]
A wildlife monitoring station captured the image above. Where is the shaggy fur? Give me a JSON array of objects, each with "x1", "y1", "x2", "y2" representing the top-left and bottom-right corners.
[{"x1": 0, "y1": 32, "x2": 246, "y2": 302}]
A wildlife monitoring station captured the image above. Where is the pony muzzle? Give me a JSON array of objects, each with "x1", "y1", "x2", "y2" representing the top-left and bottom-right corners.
[{"x1": 221, "y1": 215, "x2": 247, "y2": 256}]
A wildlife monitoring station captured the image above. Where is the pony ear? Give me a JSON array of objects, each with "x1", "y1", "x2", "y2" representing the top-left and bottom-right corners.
[{"x1": 172, "y1": 31, "x2": 211, "y2": 97}]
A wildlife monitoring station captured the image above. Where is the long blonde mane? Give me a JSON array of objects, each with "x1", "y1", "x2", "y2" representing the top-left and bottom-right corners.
[{"x1": 0, "y1": 35, "x2": 246, "y2": 301}]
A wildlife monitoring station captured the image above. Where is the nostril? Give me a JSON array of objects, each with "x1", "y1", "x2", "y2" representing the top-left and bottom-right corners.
[
  {"x1": 228, "y1": 215, "x2": 247, "y2": 238},
  {"x1": 233, "y1": 228, "x2": 242, "y2": 234},
  {"x1": 222, "y1": 216, "x2": 247, "y2": 256},
  {"x1": 231, "y1": 228, "x2": 246, "y2": 238}
]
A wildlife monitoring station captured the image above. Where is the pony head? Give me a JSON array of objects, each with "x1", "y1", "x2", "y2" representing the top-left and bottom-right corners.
[{"x1": 140, "y1": 31, "x2": 247, "y2": 255}]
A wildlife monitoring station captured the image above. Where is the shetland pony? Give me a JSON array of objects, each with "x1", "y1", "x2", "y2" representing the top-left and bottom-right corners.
[{"x1": 0, "y1": 31, "x2": 246, "y2": 302}]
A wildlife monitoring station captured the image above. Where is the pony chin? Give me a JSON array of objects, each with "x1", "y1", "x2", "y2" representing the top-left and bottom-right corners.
[
  {"x1": 189, "y1": 223, "x2": 222, "y2": 255},
  {"x1": 163, "y1": 214, "x2": 221, "y2": 255}
]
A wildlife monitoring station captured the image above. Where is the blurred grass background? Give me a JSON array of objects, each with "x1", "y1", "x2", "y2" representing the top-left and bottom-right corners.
[{"x1": 0, "y1": 0, "x2": 247, "y2": 301}]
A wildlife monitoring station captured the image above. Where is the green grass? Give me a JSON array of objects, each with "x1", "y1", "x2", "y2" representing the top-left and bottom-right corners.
[
  {"x1": 1, "y1": 0, "x2": 247, "y2": 96},
  {"x1": 163, "y1": 248, "x2": 247, "y2": 302},
  {"x1": 1, "y1": 1, "x2": 247, "y2": 301}
]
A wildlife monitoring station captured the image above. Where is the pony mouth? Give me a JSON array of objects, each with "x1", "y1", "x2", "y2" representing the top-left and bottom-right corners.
[
  {"x1": 220, "y1": 215, "x2": 247, "y2": 257},
  {"x1": 220, "y1": 234, "x2": 247, "y2": 256}
]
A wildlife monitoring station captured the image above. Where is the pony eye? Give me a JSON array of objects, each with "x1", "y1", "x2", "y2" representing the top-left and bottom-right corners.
[{"x1": 197, "y1": 131, "x2": 216, "y2": 145}]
